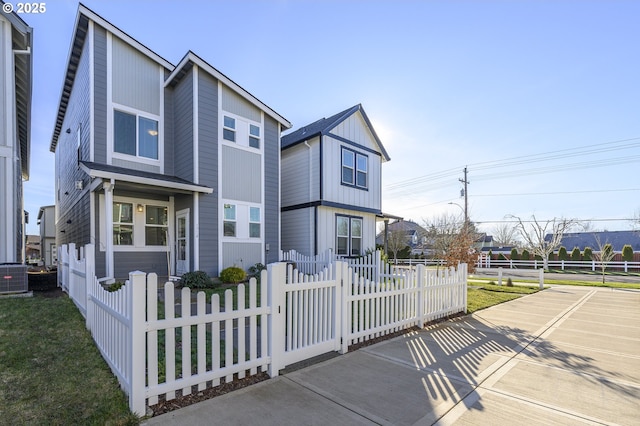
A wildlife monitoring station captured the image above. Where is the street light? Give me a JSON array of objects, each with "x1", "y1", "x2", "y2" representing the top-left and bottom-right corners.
[{"x1": 448, "y1": 202, "x2": 467, "y2": 223}]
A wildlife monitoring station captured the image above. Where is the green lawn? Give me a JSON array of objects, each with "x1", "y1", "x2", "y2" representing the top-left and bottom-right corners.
[
  {"x1": 470, "y1": 275, "x2": 640, "y2": 290},
  {"x1": 0, "y1": 293, "x2": 139, "y2": 425},
  {"x1": 466, "y1": 283, "x2": 540, "y2": 313}
]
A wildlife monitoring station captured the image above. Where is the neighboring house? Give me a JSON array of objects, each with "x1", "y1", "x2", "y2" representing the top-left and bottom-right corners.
[
  {"x1": 37, "y1": 205, "x2": 56, "y2": 266},
  {"x1": 50, "y1": 5, "x2": 290, "y2": 279},
  {"x1": 281, "y1": 104, "x2": 390, "y2": 257},
  {"x1": 375, "y1": 220, "x2": 428, "y2": 256},
  {"x1": 25, "y1": 235, "x2": 39, "y2": 263},
  {"x1": 551, "y1": 230, "x2": 640, "y2": 253},
  {"x1": 0, "y1": 4, "x2": 31, "y2": 264}
]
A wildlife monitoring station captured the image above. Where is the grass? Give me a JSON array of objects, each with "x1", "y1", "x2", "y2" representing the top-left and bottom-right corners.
[
  {"x1": 466, "y1": 282, "x2": 540, "y2": 313},
  {"x1": 0, "y1": 293, "x2": 139, "y2": 425},
  {"x1": 470, "y1": 275, "x2": 640, "y2": 290}
]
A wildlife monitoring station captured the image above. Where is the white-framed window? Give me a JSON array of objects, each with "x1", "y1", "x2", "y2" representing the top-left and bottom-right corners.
[
  {"x1": 249, "y1": 124, "x2": 260, "y2": 149},
  {"x1": 114, "y1": 110, "x2": 159, "y2": 160},
  {"x1": 224, "y1": 204, "x2": 236, "y2": 237},
  {"x1": 100, "y1": 196, "x2": 171, "y2": 251},
  {"x1": 144, "y1": 205, "x2": 168, "y2": 246},
  {"x1": 223, "y1": 116, "x2": 236, "y2": 142},
  {"x1": 113, "y1": 202, "x2": 134, "y2": 245},
  {"x1": 336, "y1": 215, "x2": 363, "y2": 256},
  {"x1": 341, "y1": 147, "x2": 368, "y2": 189},
  {"x1": 221, "y1": 112, "x2": 262, "y2": 151},
  {"x1": 249, "y1": 207, "x2": 261, "y2": 238}
]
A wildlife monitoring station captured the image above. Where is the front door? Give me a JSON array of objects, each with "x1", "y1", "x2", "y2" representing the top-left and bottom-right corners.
[{"x1": 176, "y1": 209, "x2": 189, "y2": 276}]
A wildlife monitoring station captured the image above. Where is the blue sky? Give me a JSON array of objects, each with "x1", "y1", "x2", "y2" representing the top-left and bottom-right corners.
[{"x1": 20, "y1": 0, "x2": 640, "y2": 235}]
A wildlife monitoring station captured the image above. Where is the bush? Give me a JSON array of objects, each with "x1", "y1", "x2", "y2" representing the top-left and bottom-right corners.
[
  {"x1": 571, "y1": 247, "x2": 582, "y2": 262},
  {"x1": 498, "y1": 253, "x2": 507, "y2": 260},
  {"x1": 622, "y1": 244, "x2": 633, "y2": 262},
  {"x1": 510, "y1": 248, "x2": 519, "y2": 260},
  {"x1": 220, "y1": 266, "x2": 247, "y2": 284},
  {"x1": 248, "y1": 263, "x2": 266, "y2": 277},
  {"x1": 583, "y1": 247, "x2": 593, "y2": 261},
  {"x1": 180, "y1": 270, "x2": 212, "y2": 289},
  {"x1": 521, "y1": 249, "x2": 530, "y2": 261},
  {"x1": 106, "y1": 281, "x2": 125, "y2": 292},
  {"x1": 558, "y1": 246, "x2": 568, "y2": 261},
  {"x1": 506, "y1": 278, "x2": 513, "y2": 287}
]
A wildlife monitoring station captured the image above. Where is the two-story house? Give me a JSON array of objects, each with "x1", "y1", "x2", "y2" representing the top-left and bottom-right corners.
[
  {"x1": 281, "y1": 104, "x2": 390, "y2": 257},
  {"x1": 37, "y1": 205, "x2": 55, "y2": 266},
  {"x1": 0, "y1": 4, "x2": 31, "y2": 264},
  {"x1": 50, "y1": 5, "x2": 290, "y2": 279}
]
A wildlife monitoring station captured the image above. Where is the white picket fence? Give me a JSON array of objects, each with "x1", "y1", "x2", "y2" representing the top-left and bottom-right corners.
[{"x1": 59, "y1": 244, "x2": 467, "y2": 416}]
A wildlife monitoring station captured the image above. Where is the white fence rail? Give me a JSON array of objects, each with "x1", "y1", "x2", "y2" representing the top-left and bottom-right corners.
[
  {"x1": 476, "y1": 257, "x2": 640, "y2": 272},
  {"x1": 59, "y1": 244, "x2": 467, "y2": 416}
]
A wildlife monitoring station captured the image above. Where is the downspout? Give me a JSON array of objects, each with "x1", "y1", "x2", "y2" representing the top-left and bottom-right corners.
[
  {"x1": 104, "y1": 179, "x2": 115, "y2": 278},
  {"x1": 304, "y1": 141, "x2": 313, "y2": 256}
]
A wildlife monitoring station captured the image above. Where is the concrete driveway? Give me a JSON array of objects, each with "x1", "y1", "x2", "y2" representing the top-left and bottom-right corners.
[{"x1": 144, "y1": 286, "x2": 640, "y2": 425}]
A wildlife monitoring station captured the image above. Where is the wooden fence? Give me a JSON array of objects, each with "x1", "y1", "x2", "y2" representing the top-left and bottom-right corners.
[{"x1": 59, "y1": 244, "x2": 467, "y2": 416}]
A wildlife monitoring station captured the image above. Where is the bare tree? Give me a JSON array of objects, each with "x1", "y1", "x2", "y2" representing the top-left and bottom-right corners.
[
  {"x1": 387, "y1": 226, "x2": 409, "y2": 261},
  {"x1": 491, "y1": 222, "x2": 519, "y2": 247},
  {"x1": 592, "y1": 234, "x2": 616, "y2": 284},
  {"x1": 507, "y1": 215, "x2": 579, "y2": 270},
  {"x1": 423, "y1": 213, "x2": 478, "y2": 271}
]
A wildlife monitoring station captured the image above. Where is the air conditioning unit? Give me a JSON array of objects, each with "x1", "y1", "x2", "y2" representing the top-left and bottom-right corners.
[{"x1": 0, "y1": 264, "x2": 28, "y2": 294}]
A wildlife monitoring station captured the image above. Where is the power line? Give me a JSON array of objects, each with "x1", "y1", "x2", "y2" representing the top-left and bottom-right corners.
[{"x1": 472, "y1": 188, "x2": 640, "y2": 197}]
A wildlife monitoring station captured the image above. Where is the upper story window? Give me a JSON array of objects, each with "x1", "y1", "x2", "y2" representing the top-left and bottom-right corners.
[
  {"x1": 222, "y1": 113, "x2": 261, "y2": 150},
  {"x1": 249, "y1": 207, "x2": 261, "y2": 238},
  {"x1": 249, "y1": 124, "x2": 260, "y2": 149},
  {"x1": 341, "y1": 147, "x2": 368, "y2": 189},
  {"x1": 114, "y1": 110, "x2": 158, "y2": 160},
  {"x1": 223, "y1": 116, "x2": 236, "y2": 142}
]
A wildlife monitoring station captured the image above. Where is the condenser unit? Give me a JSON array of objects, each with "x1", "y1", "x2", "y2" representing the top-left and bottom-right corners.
[{"x1": 0, "y1": 264, "x2": 28, "y2": 294}]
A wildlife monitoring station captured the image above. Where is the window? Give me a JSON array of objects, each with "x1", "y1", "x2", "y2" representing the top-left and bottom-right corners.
[
  {"x1": 336, "y1": 215, "x2": 363, "y2": 256},
  {"x1": 223, "y1": 116, "x2": 236, "y2": 142},
  {"x1": 249, "y1": 207, "x2": 261, "y2": 238},
  {"x1": 145, "y1": 205, "x2": 168, "y2": 246},
  {"x1": 113, "y1": 202, "x2": 134, "y2": 245},
  {"x1": 249, "y1": 124, "x2": 260, "y2": 149},
  {"x1": 224, "y1": 204, "x2": 236, "y2": 236},
  {"x1": 114, "y1": 110, "x2": 159, "y2": 159},
  {"x1": 341, "y1": 148, "x2": 368, "y2": 189}
]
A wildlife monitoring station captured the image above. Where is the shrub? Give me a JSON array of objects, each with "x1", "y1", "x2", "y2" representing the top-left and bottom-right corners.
[
  {"x1": 558, "y1": 246, "x2": 568, "y2": 261},
  {"x1": 106, "y1": 281, "x2": 125, "y2": 292},
  {"x1": 220, "y1": 266, "x2": 247, "y2": 284},
  {"x1": 248, "y1": 262, "x2": 266, "y2": 277},
  {"x1": 510, "y1": 248, "x2": 519, "y2": 260},
  {"x1": 583, "y1": 247, "x2": 593, "y2": 261},
  {"x1": 521, "y1": 249, "x2": 530, "y2": 260},
  {"x1": 506, "y1": 277, "x2": 513, "y2": 287},
  {"x1": 571, "y1": 247, "x2": 581, "y2": 262},
  {"x1": 180, "y1": 270, "x2": 212, "y2": 289},
  {"x1": 498, "y1": 253, "x2": 507, "y2": 260},
  {"x1": 622, "y1": 244, "x2": 633, "y2": 262}
]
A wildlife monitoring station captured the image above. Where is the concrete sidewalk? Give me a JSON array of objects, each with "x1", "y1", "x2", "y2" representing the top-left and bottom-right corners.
[{"x1": 144, "y1": 286, "x2": 640, "y2": 425}]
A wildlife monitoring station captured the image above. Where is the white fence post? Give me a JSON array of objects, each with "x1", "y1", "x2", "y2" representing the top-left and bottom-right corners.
[
  {"x1": 267, "y1": 262, "x2": 286, "y2": 377},
  {"x1": 84, "y1": 244, "x2": 95, "y2": 329},
  {"x1": 128, "y1": 271, "x2": 147, "y2": 417},
  {"x1": 338, "y1": 261, "x2": 349, "y2": 354},
  {"x1": 462, "y1": 263, "x2": 468, "y2": 313},
  {"x1": 538, "y1": 268, "x2": 544, "y2": 290},
  {"x1": 498, "y1": 267, "x2": 503, "y2": 286},
  {"x1": 416, "y1": 264, "x2": 425, "y2": 328}
]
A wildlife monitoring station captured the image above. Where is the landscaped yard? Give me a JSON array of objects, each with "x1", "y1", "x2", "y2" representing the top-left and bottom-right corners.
[{"x1": 0, "y1": 291, "x2": 139, "y2": 425}]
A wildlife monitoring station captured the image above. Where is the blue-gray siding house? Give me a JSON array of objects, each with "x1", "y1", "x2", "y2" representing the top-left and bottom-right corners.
[{"x1": 50, "y1": 5, "x2": 290, "y2": 279}]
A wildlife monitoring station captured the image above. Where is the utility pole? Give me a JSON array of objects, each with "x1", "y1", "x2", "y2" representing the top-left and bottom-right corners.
[{"x1": 459, "y1": 166, "x2": 469, "y2": 224}]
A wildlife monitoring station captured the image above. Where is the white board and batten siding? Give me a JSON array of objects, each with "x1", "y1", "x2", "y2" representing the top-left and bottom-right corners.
[
  {"x1": 316, "y1": 206, "x2": 377, "y2": 255},
  {"x1": 322, "y1": 112, "x2": 383, "y2": 210},
  {"x1": 281, "y1": 137, "x2": 320, "y2": 208}
]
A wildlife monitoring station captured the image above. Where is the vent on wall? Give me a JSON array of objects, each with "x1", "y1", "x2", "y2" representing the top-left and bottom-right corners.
[{"x1": 0, "y1": 264, "x2": 28, "y2": 294}]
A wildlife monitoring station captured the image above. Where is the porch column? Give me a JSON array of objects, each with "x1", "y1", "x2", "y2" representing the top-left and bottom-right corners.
[{"x1": 104, "y1": 180, "x2": 114, "y2": 278}]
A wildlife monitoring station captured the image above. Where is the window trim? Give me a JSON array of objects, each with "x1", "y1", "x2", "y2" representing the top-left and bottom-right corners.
[
  {"x1": 335, "y1": 214, "x2": 364, "y2": 257},
  {"x1": 144, "y1": 205, "x2": 169, "y2": 246},
  {"x1": 249, "y1": 206, "x2": 261, "y2": 238},
  {"x1": 223, "y1": 203, "x2": 237, "y2": 237},
  {"x1": 112, "y1": 107, "x2": 161, "y2": 164},
  {"x1": 223, "y1": 115, "x2": 236, "y2": 142},
  {"x1": 220, "y1": 112, "x2": 262, "y2": 152},
  {"x1": 341, "y1": 147, "x2": 368, "y2": 189}
]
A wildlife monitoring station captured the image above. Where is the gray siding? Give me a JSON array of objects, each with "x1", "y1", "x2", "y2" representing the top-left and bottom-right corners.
[
  {"x1": 163, "y1": 86, "x2": 174, "y2": 176},
  {"x1": 264, "y1": 116, "x2": 280, "y2": 263},
  {"x1": 221, "y1": 85, "x2": 260, "y2": 122},
  {"x1": 93, "y1": 25, "x2": 107, "y2": 163},
  {"x1": 221, "y1": 145, "x2": 261, "y2": 203},
  {"x1": 56, "y1": 32, "x2": 92, "y2": 248},
  {"x1": 172, "y1": 71, "x2": 193, "y2": 182},
  {"x1": 111, "y1": 37, "x2": 160, "y2": 115},
  {"x1": 281, "y1": 209, "x2": 313, "y2": 256},
  {"x1": 222, "y1": 242, "x2": 262, "y2": 271},
  {"x1": 112, "y1": 157, "x2": 161, "y2": 173},
  {"x1": 114, "y1": 251, "x2": 168, "y2": 280},
  {"x1": 197, "y1": 71, "x2": 219, "y2": 275}
]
